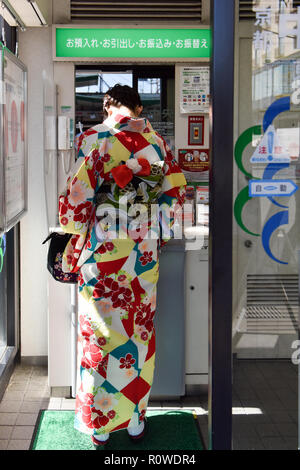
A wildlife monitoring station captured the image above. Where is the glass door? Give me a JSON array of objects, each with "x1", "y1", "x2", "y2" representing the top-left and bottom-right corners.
[{"x1": 232, "y1": 0, "x2": 299, "y2": 450}]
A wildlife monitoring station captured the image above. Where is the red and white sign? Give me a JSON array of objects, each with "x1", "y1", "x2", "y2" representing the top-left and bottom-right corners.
[{"x1": 178, "y1": 148, "x2": 209, "y2": 173}]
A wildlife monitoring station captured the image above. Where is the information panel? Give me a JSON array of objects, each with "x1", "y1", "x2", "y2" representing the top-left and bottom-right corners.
[
  {"x1": 55, "y1": 28, "x2": 211, "y2": 59},
  {"x1": 0, "y1": 46, "x2": 27, "y2": 234},
  {"x1": 180, "y1": 66, "x2": 210, "y2": 113}
]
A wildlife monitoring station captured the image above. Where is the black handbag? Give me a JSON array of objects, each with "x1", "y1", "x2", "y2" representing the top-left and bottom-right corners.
[{"x1": 42, "y1": 232, "x2": 79, "y2": 284}]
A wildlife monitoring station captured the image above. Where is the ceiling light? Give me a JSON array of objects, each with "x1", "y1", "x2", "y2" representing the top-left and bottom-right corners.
[
  {"x1": 27, "y1": 0, "x2": 47, "y2": 26},
  {"x1": 1, "y1": 0, "x2": 26, "y2": 30}
]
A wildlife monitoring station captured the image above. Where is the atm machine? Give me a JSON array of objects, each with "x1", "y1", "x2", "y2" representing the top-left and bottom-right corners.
[{"x1": 46, "y1": 62, "x2": 210, "y2": 398}]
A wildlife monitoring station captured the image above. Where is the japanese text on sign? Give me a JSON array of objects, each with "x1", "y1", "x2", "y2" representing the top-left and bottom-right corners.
[
  {"x1": 55, "y1": 28, "x2": 211, "y2": 59},
  {"x1": 65, "y1": 38, "x2": 208, "y2": 50}
]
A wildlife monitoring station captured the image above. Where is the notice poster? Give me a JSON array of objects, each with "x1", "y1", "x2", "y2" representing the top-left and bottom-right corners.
[
  {"x1": 2, "y1": 48, "x2": 27, "y2": 232},
  {"x1": 193, "y1": 183, "x2": 209, "y2": 228},
  {"x1": 178, "y1": 148, "x2": 209, "y2": 182},
  {"x1": 180, "y1": 66, "x2": 210, "y2": 114},
  {"x1": 196, "y1": 185, "x2": 209, "y2": 204}
]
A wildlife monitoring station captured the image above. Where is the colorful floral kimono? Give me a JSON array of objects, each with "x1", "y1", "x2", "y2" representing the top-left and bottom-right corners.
[{"x1": 58, "y1": 114, "x2": 186, "y2": 437}]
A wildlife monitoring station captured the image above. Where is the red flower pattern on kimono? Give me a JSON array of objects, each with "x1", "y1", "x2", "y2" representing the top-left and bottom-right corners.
[
  {"x1": 111, "y1": 286, "x2": 132, "y2": 309},
  {"x1": 93, "y1": 414, "x2": 109, "y2": 429},
  {"x1": 107, "y1": 410, "x2": 116, "y2": 419},
  {"x1": 135, "y1": 303, "x2": 155, "y2": 333},
  {"x1": 102, "y1": 153, "x2": 111, "y2": 163},
  {"x1": 81, "y1": 341, "x2": 103, "y2": 369},
  {"x1": 76, "y1": 393, "x2": 94, "y2": 429},
  {"x1": 97, "y1": 354, "x2": 108, "y2": 377},
  {"x1": 139, "y1": 251, "x2": 153, "y2": 266},
  {"x1": 79, "y1": 315, "x2": 93, "y2": 338},
  {"x1": 119, "y1": 353, "x2": 136, "y2": 369},
  {"x1": 97, "y1": 337, "x2": 107, "y2": 346}
]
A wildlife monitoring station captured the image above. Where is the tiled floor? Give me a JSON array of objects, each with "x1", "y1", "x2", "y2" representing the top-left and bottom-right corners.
[
  {"x1": 0, "y1": 359, "x2": 298, "y2": 450},
  {"x1": 0, "y1": 363, "x2": 209, "y2": 450},
  {"x1": 232, "y1": 359, "x2": 298, "y2": 450}
]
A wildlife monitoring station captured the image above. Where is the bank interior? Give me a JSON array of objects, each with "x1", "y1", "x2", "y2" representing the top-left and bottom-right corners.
[{"x1": 0, "y1": 0, "x2": 299, "y2": 451}]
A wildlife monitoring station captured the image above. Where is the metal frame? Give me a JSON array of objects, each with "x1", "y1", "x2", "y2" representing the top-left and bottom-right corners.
[
  {"x1": 0, "y1": 16, "x2": 20, "y2": 402},
  {"x1": 1, "y1": 46, "x2": 28, "y2": 234},
  {"x1": 0, "y1": 224, "x2": 20, "y2": 402},
  {"x1": 208, "y1": 0, "x2": 234, "y2": 450}
]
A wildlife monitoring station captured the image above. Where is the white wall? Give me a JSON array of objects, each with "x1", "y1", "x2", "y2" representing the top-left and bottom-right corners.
[{"x1": 19, "y1": 27, "x2": 54, "y2": 358}]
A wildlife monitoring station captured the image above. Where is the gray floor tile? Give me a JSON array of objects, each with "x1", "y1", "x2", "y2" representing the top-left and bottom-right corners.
[
  {"x1": 0, "y1": 426, "x2": 13, "y2": 440},
  {"x1": 28, "y1": 377, "x2": 48, "y2": 385},
  {"x1": 15, "y1": 413, "x2": 38, "y2": 426},
  {"x1": 19, "y1": 401, "x2": 46, "y2": 413},
  {"x1": 232, "y1": 423, "x2": 259, "y2": 438},
  {"x1": 261, "y1": 437, "x2": 288, "y2": 450},
  {"x1": 7, "y1": 439, "x2": 31, "y2": 450},
  {"x1": 233, "y1": 437, "x2": 265, "y2": 450},
  {"x1": 31, "y1": 369, "x2": 48, "y2": 378},
  {"x1": 11, "y1": 373, "x2": 31, "y2": 382},
  {"x1": 275, "y1": 423, "x2": 298, "y2": 437},
  {"x1": 245, "y1": 414, "x2": 272, "y2": 424},
  {"x1": 0, "y1": 440, "x2": 8, "y2": 450},
  {"x1": 11, "y1": 425, "x2": 35, "y2": 440},
  {"x1": 26, "y1": 383, "x2": 48, "y2": 391},
  {"x1": 283, "y1": 438, "x2": 298, "y2": 450},
  {"x1": 24, "y1": 390, "x2": 49, "y2": 400},
  {"x1": 269, "y1": 411, "x2": 294, "y2": 424},
  {"x1": 286, "y1": 410, "x2": 298, "y2": 423},
  {"x1": 0, "y1": 401, "x2": 22, "y2": 413},
  {"x1": 262, "y1": 399, "x2": 286, "y2": 411},
  {"x1": 6, "y1": 383, "x2": 28, "y2": 392},
  {"x1": 241, "y1": 398, "x2": 262, "y2": 410},
  {"x1": 0, "y1": 413, "x2": 18, "y2": 425},
  {"x1": 8, "y1": 378, "x2": 30, "y2": 387},
  {"x1": 3, "y1": 390, "x2": 26, "y2": 401},
  {"x1": 235, "y1": 388, "x2": 259, "y2": 400},
  {"x1": 255, "y1": 423, "x2": 280, "y2": 438}
]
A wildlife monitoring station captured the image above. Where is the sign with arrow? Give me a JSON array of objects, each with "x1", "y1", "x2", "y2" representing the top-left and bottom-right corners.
[{"x1": 249, "y1": 179, "x2": 298, "y2": 197}]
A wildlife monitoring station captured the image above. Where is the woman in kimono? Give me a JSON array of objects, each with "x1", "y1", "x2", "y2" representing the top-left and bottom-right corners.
[{"x1": 59, "y1": 85, "x2": 186, "y2": 447}]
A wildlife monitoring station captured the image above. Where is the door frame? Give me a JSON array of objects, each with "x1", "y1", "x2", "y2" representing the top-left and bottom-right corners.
[{"x1": 208, "y1": 0, "x2": 234, "y2": 450}]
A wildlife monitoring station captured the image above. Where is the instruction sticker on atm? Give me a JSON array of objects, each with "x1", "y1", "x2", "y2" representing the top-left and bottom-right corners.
[{"x1": 178, "y1": 148, "x2": 209, "y2": 173}]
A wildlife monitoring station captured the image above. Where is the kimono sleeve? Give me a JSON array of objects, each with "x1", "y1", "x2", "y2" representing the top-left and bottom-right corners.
[
  {"x1": 158, "y1": 145, "x2": 187, "y2": 247},
  {"x1": 58, "y1": 150, "x2": 100, "y2": 237}
]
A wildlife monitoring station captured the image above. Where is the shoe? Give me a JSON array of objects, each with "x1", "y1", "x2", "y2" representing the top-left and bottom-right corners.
[
  {"x1": 128, "y1": 418, "x2": 147, "y2": 443},
  {"x1": 91, "y1": 433, "x2": 109, "y2": 447}
]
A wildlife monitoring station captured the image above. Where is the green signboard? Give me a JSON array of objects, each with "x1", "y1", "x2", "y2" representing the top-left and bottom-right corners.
[{"x1": 55, "y1": 28, "x2": 211, "y2": 59}]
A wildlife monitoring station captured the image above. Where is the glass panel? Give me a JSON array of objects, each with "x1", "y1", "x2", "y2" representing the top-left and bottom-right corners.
[
  {"x1": 0, "y1": 233, "x2": 7, "y2": 360},
  {"x1": 75, "y1": 71, "x2": 133, "y2": 132},
  {"x1": 138, "y1": 76, "x2": 175, "y2": 152},
  {"x1": 233, "y1": 0, "x2": 299, "y2": 450}
]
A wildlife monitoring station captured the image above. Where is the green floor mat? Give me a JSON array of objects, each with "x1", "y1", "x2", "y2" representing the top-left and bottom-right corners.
[{"x1": 30, "y1": 409, "x2": 204, "y2": 450}]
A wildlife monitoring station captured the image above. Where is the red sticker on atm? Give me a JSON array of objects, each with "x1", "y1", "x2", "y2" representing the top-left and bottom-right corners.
[{"x1": 178, "y1": 149, "x2": 209, "y2": 172}]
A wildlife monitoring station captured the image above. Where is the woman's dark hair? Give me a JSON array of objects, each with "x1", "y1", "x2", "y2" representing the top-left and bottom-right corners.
[{"x1": 103, "y1": 84, "x2": 142, "y2": 116}]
